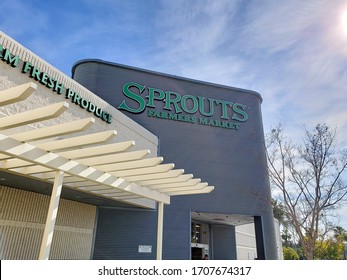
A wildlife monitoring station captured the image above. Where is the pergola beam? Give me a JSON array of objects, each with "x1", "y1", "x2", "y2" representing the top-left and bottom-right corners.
[
  {"x1": 124, "y1": 169, "x2": 184, "y2": 182},
  {"x1": 36, "y1": 130, "x2": 117, "y2": 151},
  {"x1": 111, "y1": 163, "x2": 174, "y2": 177},
  {"x1": 148, "y1": 178, "x2": 202, "y2": 189},
  {"x1": 159, "y1": 182, "x2": 208, "y2": 192},
  {"x1": 136, "y1": 174, "x2": 193, "y2": 186},
  {"x1": 0, "y1": 101, "x2": 69, "y2": 130},
  {"x1": 0, "y1": 158, "x2": 33, "y2": 169},
  {"x1": 0, "y1": 133, "x2": 170, "y2": 205},
  {"x1": 57, "y1": 140, "x2": 135, "y2": 159},
  {"x1": 0, "y1": 82, "x2": 37, "y2": 106},
  {"x1": 96, "y1": 157, "x2": 163, "y2": 172},
  {"x1": 165, "y1": 186, "x2": 214, "y2": 195},
  {"x1": 11, "y1": 118, "x2": 95, "y2": 142},
  {"x1": 77, "y1": 150, "x2": 150, "y2": 165}
]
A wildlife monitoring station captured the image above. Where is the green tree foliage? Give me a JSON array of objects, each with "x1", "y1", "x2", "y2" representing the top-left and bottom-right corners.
[
  {"x1": 283, "y1": 246, "x2": 299, "y2": 260},
  {"x1": 314, "y1": 238, "x2": 345, "y2": 260},
  {"x1": 332, "y1": 226, "x2": 347, "y2": 242},
  {"x1": 281, "y1": 227, "x2": 292, "y2": 247},
  {"x1": 272, "y1": 199, "x2": 287, "y2": 225}
]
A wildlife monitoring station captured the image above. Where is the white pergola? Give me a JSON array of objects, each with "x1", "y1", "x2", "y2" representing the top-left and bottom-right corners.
[{"x1": 0, "y1": 82, "x2": 214, "y2": 260}]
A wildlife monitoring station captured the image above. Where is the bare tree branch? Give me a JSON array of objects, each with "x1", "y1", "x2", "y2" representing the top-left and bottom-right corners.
[{"x1": 266, "y1": 123, "x2": 347, "y2": 259}]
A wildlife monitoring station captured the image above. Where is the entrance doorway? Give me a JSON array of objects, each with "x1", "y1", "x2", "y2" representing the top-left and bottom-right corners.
[
  {"x1": 191, "y1": 246, "x2": 209, "y2": 260},
  {"x1": 191, "y1": 221, "x2": 209, "y2": 259},
  {"x1": 191, "y1": 211, "x2": 256, "y2": 260}
]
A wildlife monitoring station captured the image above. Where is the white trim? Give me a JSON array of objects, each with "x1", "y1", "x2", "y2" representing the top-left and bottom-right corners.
[
  {"x1": 38, "y1": 170, "x2": 64, "y2": 260},
  {"x1": 156, "y1": 202, "x2": 164, "y2": 260}
]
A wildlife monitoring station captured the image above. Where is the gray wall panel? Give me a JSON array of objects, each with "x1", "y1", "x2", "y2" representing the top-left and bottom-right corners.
[
  {"x1": 162, "y1": 205, "x2": 191, "y2": 260},
  {"x1": 93, "y1": 207, "x2": 157, "y2": 260},
  {"x1": 212, "y1": 225, "x2": 237, "y2": 260}
]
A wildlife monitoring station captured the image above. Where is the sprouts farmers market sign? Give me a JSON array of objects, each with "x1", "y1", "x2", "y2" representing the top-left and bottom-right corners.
[
  {"x1": 0, "y1": 44, "x2": 112, "y2": 124},
  {"x1": 118, "y1": 81, "x2": 249, "y2": 130}
]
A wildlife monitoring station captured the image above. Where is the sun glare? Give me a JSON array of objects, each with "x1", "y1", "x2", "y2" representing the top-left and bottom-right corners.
[{"x1": 342, "y1": 11, "x2": 347, "y2": 34}]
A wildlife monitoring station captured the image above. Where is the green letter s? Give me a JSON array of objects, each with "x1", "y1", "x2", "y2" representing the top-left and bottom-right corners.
[{"x1": 118, "y1": 82, "x2": 146, "y2": 113}]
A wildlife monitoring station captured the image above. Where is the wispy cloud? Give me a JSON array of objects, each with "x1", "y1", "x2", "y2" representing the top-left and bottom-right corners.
[
  {"x1": 144, "y1": 0, "x2": 347, "y2": 147},
  {"x1": 2, "y1": 0, "x2": 346, "y2": 142}
]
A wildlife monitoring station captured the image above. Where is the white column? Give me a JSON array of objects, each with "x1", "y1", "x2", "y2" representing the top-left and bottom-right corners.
[
  {"x1": 39, "y1": 170, "x2": 64, "y2": 260},
  {"x1": 156, "y1": 201, "x2": 164, "y2": 260}
]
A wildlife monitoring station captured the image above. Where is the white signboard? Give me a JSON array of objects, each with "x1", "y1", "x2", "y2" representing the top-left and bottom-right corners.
[{"x1": 138, "y1": 245, "x2": 152, "y2": 253}]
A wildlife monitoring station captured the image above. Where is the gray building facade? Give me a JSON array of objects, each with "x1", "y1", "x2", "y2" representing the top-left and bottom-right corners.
[{"x1": 72, "y1": 60, "x2": 279, "y2": 260}]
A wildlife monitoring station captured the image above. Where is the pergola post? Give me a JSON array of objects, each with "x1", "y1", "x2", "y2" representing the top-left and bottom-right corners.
[
  {"x1": 156, "y1": 201, "x2": 164, "y2": 260},
  {"x1": 38, "y1": 170, "x2": 64, "y2": 260}
]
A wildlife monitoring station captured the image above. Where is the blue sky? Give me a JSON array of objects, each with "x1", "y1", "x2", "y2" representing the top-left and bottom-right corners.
[{"x1": 1, "y1": 0, "x2": 347, "y2": 228}]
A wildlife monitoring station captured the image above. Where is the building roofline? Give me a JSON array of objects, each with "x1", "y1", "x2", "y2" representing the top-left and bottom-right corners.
[{"x1": 72, "y1": 59, "x2": 263, "y2": 103}]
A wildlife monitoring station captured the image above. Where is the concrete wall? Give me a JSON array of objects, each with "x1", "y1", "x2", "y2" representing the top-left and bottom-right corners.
[
  {"x1": 0, "y1": 31, "x2": 158, "y2": 154},
  {"x1": 236, "y1": 224, "x2": 257, "y2": 260}
]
